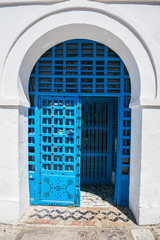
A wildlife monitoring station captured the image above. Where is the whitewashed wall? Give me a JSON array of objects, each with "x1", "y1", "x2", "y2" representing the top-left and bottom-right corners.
[{"x1": 0, "y1": 0, "x2": 160, "y2": 225}]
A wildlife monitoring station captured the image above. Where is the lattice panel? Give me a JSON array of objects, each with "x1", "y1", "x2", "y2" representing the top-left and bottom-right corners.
[
  {"x1": 28, "y1": 107, "x2": 35, "y2": 171},
  {"x1": 114, "y1": 73, "x2": 131, "y2": 205},
  {"x1": 28, "y1": 102, "x2": 36, "y2": 203},
  {"x1": 30, "y1": 39, "x2": 129, "y2": 96},
  {"x1": 122, "y1": 96, "x2": 131, "y2": 175},
  {"x1": 37, "y1": 96, "x2": 81, "y2": 206}
]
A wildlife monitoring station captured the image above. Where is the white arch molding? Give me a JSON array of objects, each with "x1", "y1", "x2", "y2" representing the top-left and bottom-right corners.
[
  {"x1": 0, "y1": 2, "x2": 158, "y2": 107},
  {"x1": 0, "y1": 2, "x2": 160, "y2": 225}
]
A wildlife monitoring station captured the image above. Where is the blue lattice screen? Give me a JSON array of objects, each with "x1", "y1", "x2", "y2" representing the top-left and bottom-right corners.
[
  {"x1": 29, "y1": 40, "x2": 129, "y2": 95},
  {"x1": 28, "y1": 39, "x2": 131, "y2": 206}
]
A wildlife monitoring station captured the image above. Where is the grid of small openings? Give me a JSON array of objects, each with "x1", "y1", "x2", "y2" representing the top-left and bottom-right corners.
[
  {"x1": 28, "y1": 65, "x2": 36, "y2": 179},
  {"x1": 29, "y1": 39, "x2": 128, "y2": 96},
  {"x1": 28, "y1": 79, "x2": 36, "y2": 176},
  {"x1": 28, "y1": 106, "x2": 35, "y2": 173},
  {"x1": 121, "y1": 96, "x2": 131, "y2": 176},
  {"x1": 39, "y1": 96, "x2": 77, "y2": 175},
  {"x1": 121, "y1": 65, "x2": 131, "y2": 177}
]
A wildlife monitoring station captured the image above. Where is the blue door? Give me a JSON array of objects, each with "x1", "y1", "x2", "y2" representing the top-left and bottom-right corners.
[
  {"x1": 37, "y1": 96, "x2": 81, "y2": 206},
  {"x1": 28, "y1": 39, "x2": 131, "y2": 206},
  {"x1": 81, "y1": 98, "x2": 113, "y2": 185}
]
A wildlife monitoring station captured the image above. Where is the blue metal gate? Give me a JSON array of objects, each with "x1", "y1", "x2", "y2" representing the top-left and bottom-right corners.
[
  {"x1": 28, "y1": 39, "x2": 131, "y2": 206},
  {"x1": 81, "y1": 98, "x2": 113, "y2": 185}
]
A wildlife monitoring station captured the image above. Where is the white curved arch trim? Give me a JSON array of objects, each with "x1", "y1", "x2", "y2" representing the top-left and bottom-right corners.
[
  {"x1": 0, "y1": 1, "x2": 158, "y2": 97},
  {"x1": 0, "y1": 3, "x2": 157, "y2": 107}
]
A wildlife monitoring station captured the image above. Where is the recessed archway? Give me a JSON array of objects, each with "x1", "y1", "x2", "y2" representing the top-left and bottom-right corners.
[{"x1": 28, "y1": 38, "x2": 131, "y2": 208}]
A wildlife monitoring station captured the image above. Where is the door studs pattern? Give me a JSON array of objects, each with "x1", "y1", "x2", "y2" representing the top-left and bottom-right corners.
[{"x1": 43, "y1": 177, "x2": 73, "y2": 199}]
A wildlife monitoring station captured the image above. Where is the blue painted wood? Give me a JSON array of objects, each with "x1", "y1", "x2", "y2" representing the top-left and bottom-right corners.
[
  {"x1": 28, "y1": 39, "x2": 131, "y2": 207},
  {"x1": 38, "y1": 96, "x2": 80, "y2": 206}
]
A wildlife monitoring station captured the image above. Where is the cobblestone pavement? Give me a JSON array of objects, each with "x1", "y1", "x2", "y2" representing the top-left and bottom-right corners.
[{"x1": 81, "y1": 185, "x2": 114, "y2": 207}]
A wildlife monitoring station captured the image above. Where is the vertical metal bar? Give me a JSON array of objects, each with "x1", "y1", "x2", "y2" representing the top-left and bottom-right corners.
[
  {"x1": 93, "y1": 42, "x2": 96, "y2": 93},
  {"x1": 63, "y1": 42, "x2": 66, "y2": 93},
  {"x1": 95, "y1": 102, "x2": 98, "y2": 180},
  {"x1": 78, "y1": 40, "x2": 81, "y2": 93},
  {"x1": 104, "y1": 45, "x2": 108, "y2": 93},
  {"x1": 107, "y1": 99, "x2": 113, "y2": 183},
  {"x1": 87, "y1": 102, "x2": 90, "y2": 154},
  {"x1": 52, "y1": 46, "x2": 55, "y2": 92},
  {"x1": 99, "y1": 102, "x2": 102, "y2": 180}
]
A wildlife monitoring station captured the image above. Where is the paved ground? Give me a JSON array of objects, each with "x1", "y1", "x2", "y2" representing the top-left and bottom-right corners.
[
  {"x1": 0, "y1": 187, "x2": 160, "y2": 239},
  {"x1": 81, "y1": 185, "x2": 114, "y2": 207},
  {"x1": 21, "y1": 205, "x2": 134, "y2": 227},
  {"x1": 0, "y1": 205, "x2": 159, "y2": 240},
  {"x1": 0, "y1": 222, "x2": 160, "y2": 240}
]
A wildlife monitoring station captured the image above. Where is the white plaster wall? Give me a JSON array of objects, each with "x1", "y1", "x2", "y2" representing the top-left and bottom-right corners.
[
  {"x1": 0, "y1": 0, "x2": 160, "y2": 225},
  {"x1": 130, "y1": 106, "x2": 160, "y2": 225},
  {"x1": 0, "y1": 108, "x2": 21, "y2": 223},
  {"x1": 0, "y1": 107, "x2": 29, "y2": 224},
  {"x1": 18, "y1": 107, "x2": 29, "y2": 219},
  {"x1": 139, "y1": 108, "x2": 160, "y2": 224}
]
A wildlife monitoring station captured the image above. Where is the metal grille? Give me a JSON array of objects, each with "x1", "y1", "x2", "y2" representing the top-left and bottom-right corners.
[
  {"x1": 29, "y1": 40, "x2": 125, "y2": 96},
  {"x1": 81, "y1": 98, "x2": 112, "y2": 184},
  {"x1": 28, "y1": 39, "x2": 131, "y2": 206}
]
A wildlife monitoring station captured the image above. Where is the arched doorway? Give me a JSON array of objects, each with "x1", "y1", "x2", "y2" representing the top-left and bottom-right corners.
[
  {"x1": 0, "y1": 0, "x2": 158, "y2": 223},
  {"x1": 28, "y1": 39, "x2": 131, "y2": 207}
]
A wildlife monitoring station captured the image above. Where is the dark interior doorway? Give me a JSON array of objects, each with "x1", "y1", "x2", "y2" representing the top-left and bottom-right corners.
[{"x1": 80, "y1": 97, "x2": 115, "y2": 207}]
